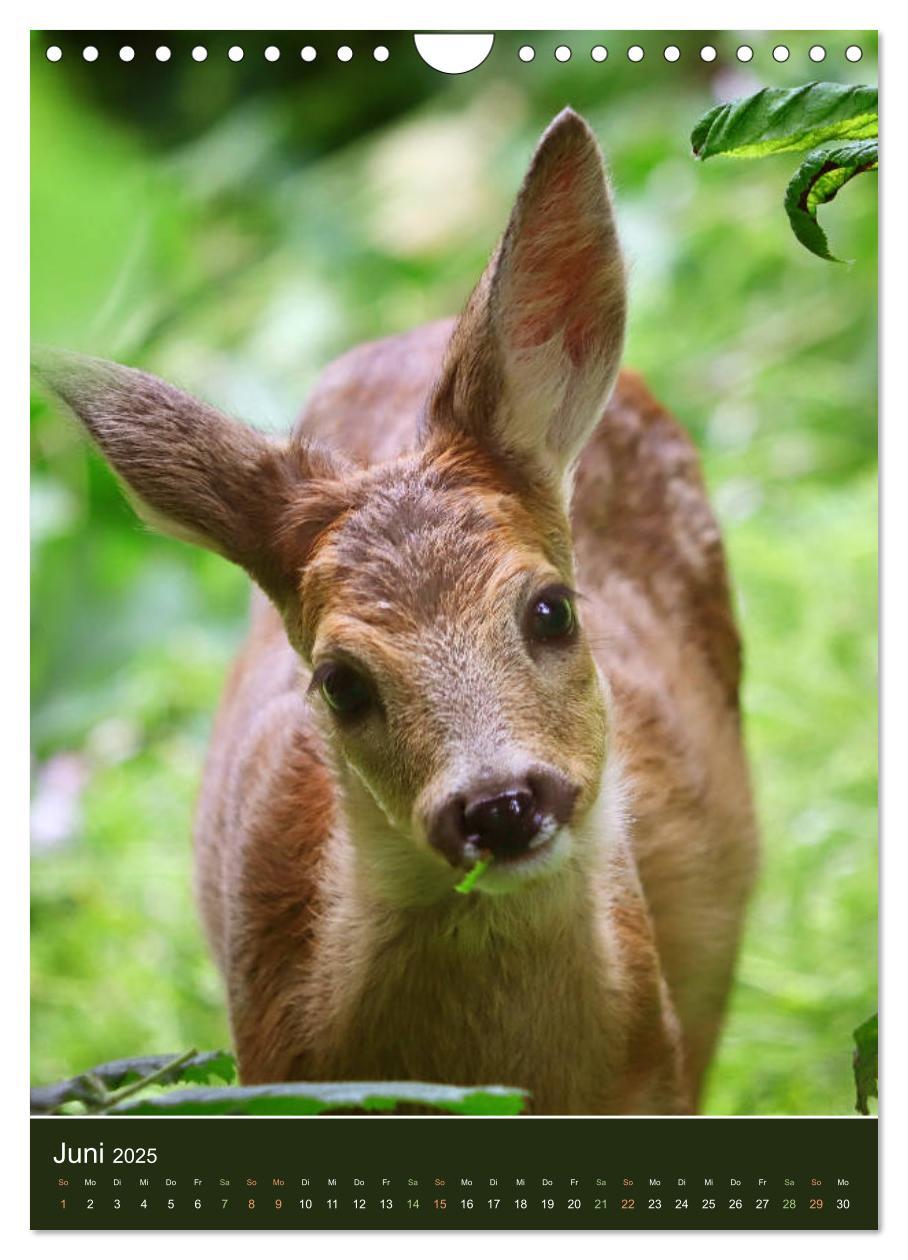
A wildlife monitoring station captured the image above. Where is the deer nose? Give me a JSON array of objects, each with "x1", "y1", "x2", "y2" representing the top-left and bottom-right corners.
[
  {"x1": 427, "y1": 770, "x2": 579, "y2": 868},
  {"x1": 463, "y1": 789, "x2": 539, "y2": 855}
]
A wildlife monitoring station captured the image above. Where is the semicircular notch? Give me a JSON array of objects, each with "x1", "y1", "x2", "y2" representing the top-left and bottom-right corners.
[{"x1": 414, "y1": 34, "x2": 494, "y2": 74}]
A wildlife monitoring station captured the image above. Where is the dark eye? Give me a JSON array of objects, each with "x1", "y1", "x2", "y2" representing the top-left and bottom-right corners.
[
  {"x1": 316, "y1": 663, "x2": 373, "y2": 719},
  {"x1": 529, "y1": 588, "x2": 577, "y2": 643}
]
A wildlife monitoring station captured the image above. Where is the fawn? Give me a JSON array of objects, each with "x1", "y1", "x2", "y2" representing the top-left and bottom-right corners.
[{"x1": 36, "y1": 109, "x2": 757, "y2": 1114}]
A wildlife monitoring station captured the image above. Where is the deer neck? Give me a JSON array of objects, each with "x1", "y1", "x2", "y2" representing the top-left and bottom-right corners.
[{"x1": 301, "y1": 757, "x2": 636, "y2": 1083}]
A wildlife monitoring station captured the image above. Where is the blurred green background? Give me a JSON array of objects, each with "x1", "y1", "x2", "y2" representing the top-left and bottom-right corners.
[{"x1": 30, "y1": 30, "x2": 877, "y2": 1113}]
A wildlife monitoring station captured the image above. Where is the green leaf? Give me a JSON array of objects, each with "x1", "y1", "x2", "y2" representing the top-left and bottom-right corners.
[
  {"x1": 853, "y1": 1014, "x2": 878, "y2": 1115},
  {"x1": 30, "y1": 1050, "x2": 237, "y2": 1113},
  {"x1": 692, "y1": 83, "x2": 877, "y2": 161},
  {"x1": 784, "y1": 140, "x2": 878, "y2": 261},
  {"x1": 171, "y1": 1050, "x2": 237, "y2": 1087},
  {"x1": 455, "y1": 854, "x2": 492, "y2": 894},
  {"x1": 109, "y1": 1080, "x2": 528, "y2": 1117}
]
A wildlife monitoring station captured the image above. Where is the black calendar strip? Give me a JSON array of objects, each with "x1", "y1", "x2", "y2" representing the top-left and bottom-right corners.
[{"x1": 31, "y1": 1116, "x2": 877, "y2": 1230}]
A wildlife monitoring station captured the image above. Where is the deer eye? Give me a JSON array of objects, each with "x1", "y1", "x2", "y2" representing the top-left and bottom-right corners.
[
  {"x1": 315, "y1": 662, "x2": 373, "y2": 719},
  {"x1": 528, "y1": 587, "x2": 577, "y2": 643}
]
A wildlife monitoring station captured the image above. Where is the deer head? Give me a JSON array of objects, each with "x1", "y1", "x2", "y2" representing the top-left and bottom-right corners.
[{"x1": 34, "y1": 109, "x2": 627, "y2": 904}]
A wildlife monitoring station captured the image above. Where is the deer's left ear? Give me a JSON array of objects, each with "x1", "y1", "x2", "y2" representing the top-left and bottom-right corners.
[{"x1": 425, "y1": 109, "x2": 626, "y2": 490}]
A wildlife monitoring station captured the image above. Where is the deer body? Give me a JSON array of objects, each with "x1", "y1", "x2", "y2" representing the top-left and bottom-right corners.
[{"x1": 39, "y1": 111, "x2": 757, "y2": 1115}]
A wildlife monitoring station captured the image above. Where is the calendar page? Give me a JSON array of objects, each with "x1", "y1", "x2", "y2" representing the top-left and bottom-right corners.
[{"x1": 29, "y1": 27, "x2": 878, "y2": 1232}]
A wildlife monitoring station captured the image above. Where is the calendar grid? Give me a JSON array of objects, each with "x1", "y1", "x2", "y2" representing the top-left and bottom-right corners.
[{"x1": 31, "y1": 1116, "x2": 877, "y2": 1230}]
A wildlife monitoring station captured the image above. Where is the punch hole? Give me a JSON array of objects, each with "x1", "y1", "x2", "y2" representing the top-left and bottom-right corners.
[
  {"x1": 373, "y1": 46, "x2": 390, "y2": 62},
  {"x1": 119, "y1": 46, "x2": 135, "y2": 62},
  {"x1": 699, "y1": 45, "x2": 717, "y2": 62},
  {"x1": 83, "y1": 46, "x2": 99, "y2": 62},
  {"x1": 518, "y1": 45, "x2": 535, "y2": 62},
  {"x1": 414, "y1": 34, "x2": 494, "y2": 74},
  {"x1": 156, "y1": 46, "x2": 171, "y2": 62},
  {"x1": 627, "y1": 45, "x2": 644, "y2": 62},
  {"x1": 664, "y1": 45, "x2": 680, "y2": 62},
  {"x1": 809, "y1": 45, "x2": 826, "y2": 62},
  {"x1": 591, "y1": 46, "x2": 607, "y2": 62},
  {"x1": 555, "y1": 45, "x2": 572, "y2": 62},
  {"x1": 46, "y1": 45, "x2": 62, "y2": 62},
  {"x1": 736, "y1": 45, "x2": 753, "y2": 62},
  {"x1": 265, "y1": 46, "x2": 280, "y2": 62},
  {"x1": 228, "y1": 46, "x2": 244, "y2": 62},
  {"x1": 772, "y1": 45, "x2": 790, "y2": 62},
  {"x1": 846, "y1": 45, "x2": 863, "y2": 62},
  {"x1": 192, "y1": 46, "x2": 208, "y2": 62},
  {"x1": 301, "y1": 46, "x2": 317, "y2": 62},
  {"x1": 338, "y1": 45, "x2": 353, "y2": 62}
]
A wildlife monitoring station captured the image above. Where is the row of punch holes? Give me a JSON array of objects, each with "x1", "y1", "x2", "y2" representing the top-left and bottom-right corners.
[{"x1": 45, "y1": 42, "x2": 865, "y2": 65}]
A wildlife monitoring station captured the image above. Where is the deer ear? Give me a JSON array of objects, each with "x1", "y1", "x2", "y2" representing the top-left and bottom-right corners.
[
  {"x1": 31, "y1": 350, "x2": 321, "y2": 610},
  {"x1": 426, "y1": 109, "x2": 626, "y2": 489}
]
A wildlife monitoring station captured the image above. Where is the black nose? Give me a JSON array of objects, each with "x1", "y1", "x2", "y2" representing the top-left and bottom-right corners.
[
  {"x1": 463, "y1": 789, "x2": 539, "y2": 856},
  {"x1": 428, "y1": 770, "x2": 579, "y2": 867}
]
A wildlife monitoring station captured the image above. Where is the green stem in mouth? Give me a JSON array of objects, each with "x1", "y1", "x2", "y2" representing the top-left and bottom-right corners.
[{"x1": 454, "y1": 854, "x2": 493, "y2": 895}]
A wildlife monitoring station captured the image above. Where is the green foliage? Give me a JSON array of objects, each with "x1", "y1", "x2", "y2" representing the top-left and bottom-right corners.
[
  {"x1": 31, "y1": 31, "x2": 877, "y2": 1114},
  {"x1": 784, "y1": 140, "x2": 878, "y2": 261},
  {"x1": 691, "y1": 82, "x2": 877, "y2": 159},
  {"x1": 112, "y1": 1080, "x2": 527, "y2": 1117},
  {"x1": 31, "y1": 1053, "x2": 526, "y2": 1116},
  {"x1": 692, "y1": 82, "x2": 878, "y2": 259},
  {"x1": 455, "y1": 855, "x2": 493, "y2": 894},
  {"x1": 31, "y1": 1049, "x2": 236, "y2": 1113},
  {"x1": 852, "y1": 1014, "x2": 878, "y2": 1114}
]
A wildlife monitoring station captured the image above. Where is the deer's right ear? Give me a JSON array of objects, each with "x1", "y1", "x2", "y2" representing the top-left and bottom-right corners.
[
  {"x1": 424, "y1": 109, "x2": 626, "y2": 494},
  {"x1": 31, "y1": 350, "x2": 335, "y2": 611}
]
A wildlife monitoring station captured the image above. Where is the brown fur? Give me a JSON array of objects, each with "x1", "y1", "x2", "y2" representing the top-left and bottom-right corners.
[
  {"x1": 198, "y1": 348, "x2": 756, "y2": 1110},
  {"x1": 38, "y1": 110, "x2": 757, "y2": 1114}
]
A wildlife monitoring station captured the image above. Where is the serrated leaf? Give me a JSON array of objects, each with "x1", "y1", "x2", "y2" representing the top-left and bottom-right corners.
[
  {"x1": 783, "y1": 140, "x2": 878, "y2": 261},
  {"x1": 692, "y1": 83, "x2": 877, "y2": 161},
  {"x1": 170, "y1": 1050, "x2": 237, "y2": 1087},
  {"x1": 30, "y1": 1050, "x2": 237, "y2": 1113},
  {"x1": 109, "y1": 1080, "x2": 528, "y2": 1117},
  {"x1": 853, "y1": 1013, "x2": 878, "y2": 1115}
]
